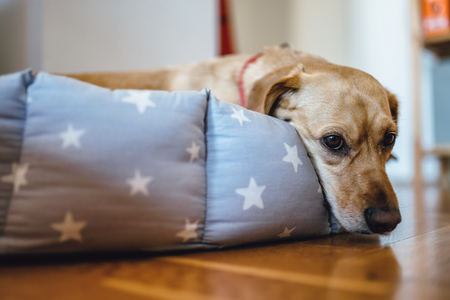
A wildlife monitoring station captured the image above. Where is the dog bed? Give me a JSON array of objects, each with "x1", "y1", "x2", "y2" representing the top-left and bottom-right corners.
[{"x1": 0, "y1": 70, "x2": 331, "y2": 254}]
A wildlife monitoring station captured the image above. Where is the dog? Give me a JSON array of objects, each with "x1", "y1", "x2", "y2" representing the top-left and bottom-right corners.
[{"x1": 65, "y1": 45, "x2": 401, "y2": 235}]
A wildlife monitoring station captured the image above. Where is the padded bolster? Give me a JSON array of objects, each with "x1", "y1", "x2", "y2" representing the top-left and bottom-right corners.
[{"x1": 204, "y1": 94, "x2": 330, "y2": 246}]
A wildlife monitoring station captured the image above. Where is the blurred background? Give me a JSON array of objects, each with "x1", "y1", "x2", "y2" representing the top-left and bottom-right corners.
[{"x1": 0, "y1": 0, "x2": 447, "y2": 187}]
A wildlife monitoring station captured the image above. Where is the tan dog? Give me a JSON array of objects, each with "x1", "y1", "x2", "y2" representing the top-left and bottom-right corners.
[{"x1": 66, "y1": 45, "x2": 401, "y2": 235}]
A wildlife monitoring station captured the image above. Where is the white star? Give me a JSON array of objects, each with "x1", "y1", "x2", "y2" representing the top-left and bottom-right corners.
[
  {"x1": 1, "y1": 162, "x2": 29, "y2": 194},
  {"x1": 51, "y1": 211, "x2": 87, "y2": 242},
  {"x1": 186, "y1": 141, "x2": 201, "y2": 163},
  {"x1": 122, "y1": 90, "x2": 155, "y2": 114},
  {"x1": 235, "y1": 177, "x2": 266, "y2": 210},
  {"x1": 176, "y1": 219, "x2": 200, "y2": 242},
  {"x1": 126, "y1": 169, "x2": 153, "y2": 196},
  {"x1": 282, "y1": 143, "x2": 303, "y2": 172},
  {"x1": 278, "y1": 227, "x2": 296, "y2": 238},
  {"x1": 59, "y1": 124, "x2": 85, "y2": 149},
  {"x1": 230, "y1": 107, "x2": 251, "y2": 126}
]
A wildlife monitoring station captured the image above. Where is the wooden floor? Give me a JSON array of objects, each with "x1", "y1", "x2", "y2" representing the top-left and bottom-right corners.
[{"x1": 1, "y1": 185, "x2": 449, "y2": 300}]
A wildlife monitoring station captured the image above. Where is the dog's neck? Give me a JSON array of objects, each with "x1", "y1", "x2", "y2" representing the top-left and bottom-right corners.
[{"x1": 238, "y1": 53, "x2": 263, "y2": 108}]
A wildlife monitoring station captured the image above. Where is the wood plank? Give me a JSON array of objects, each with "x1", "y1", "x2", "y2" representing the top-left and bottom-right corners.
[{"x1": 102, "y1": 277, "x2": 230, "y2": 300}]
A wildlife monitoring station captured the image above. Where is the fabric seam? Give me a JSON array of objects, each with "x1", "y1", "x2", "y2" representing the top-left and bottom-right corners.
[
  {"x1": 200, "y1": 89, "x2": 211, "y2": 245},
  {"x1": 0, "y1": 71, "x2": 33, "y2": 237}
]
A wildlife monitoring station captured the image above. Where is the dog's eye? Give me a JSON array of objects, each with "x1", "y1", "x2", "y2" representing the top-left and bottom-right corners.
[
  {"x1": 383, "y1": 133, "x2": 396, "y2": 147},
  {"x1": 323, "y1": 135, "x2": 344, "y2": 150}
]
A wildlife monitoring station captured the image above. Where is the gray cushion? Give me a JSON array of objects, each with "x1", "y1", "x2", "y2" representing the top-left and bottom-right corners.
[{"x1": 0, "y1": 70, "x2": 330, "y2": 254}]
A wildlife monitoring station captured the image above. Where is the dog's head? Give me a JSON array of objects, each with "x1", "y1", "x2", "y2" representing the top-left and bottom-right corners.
[{"x1": 248, "y1": 63, "x2": 401, "y2": 234}]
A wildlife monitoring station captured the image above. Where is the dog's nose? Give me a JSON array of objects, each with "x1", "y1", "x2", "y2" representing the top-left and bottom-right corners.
[{"x1": 364, "y1": 207, "x2": 401, "y2": 234}]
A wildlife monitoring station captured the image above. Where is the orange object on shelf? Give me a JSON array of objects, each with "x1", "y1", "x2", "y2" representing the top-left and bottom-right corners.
[{"x1": 422, "y1": 0, "x2": 450, "y2": 37}]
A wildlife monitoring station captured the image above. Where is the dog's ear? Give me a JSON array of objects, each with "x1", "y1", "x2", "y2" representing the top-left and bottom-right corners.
[
  {"x1": 386, "y1": 89, "x2": 399, "y2": 124},
  {"x1": 264, "y1": 73, "x2": 301, "y2": 116},
  {"x1": 246, "y1": 66, "x2": 294, "y2": 114}
]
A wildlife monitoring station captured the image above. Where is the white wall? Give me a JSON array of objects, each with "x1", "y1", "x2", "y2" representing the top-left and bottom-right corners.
[
  {"x1": 230, "y1": 0, "x2": 290, "y2": 54},
  {"x1": 0, "y1": 0, "x2": 41, "y2": 74},
  {"x1": 41, "y1": 0, "x2": 217, "y2": 73},
  {"x1": 231, "y1": 0, "x2": 346, "y2": 65},
  {"x1": 288, "y1": 0, "x2": 346, "y2": 66},
  {"x1": 0, "y1": 0, "x2": 218, "y2": 74},
  {"x1": 342, "y1": 0, "x2": 415, "y2": 184}
]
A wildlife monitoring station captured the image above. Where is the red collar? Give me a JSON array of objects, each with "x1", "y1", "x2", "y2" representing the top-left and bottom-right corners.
[{"x1": 238, "y1": 53, "x2": 263, "y2": 108}]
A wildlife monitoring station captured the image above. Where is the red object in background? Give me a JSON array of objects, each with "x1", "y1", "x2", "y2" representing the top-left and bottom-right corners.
[
  {"x1": 219, "y1": 0, "x2": 234, "y2": 55},
  {"x1": 422, "y1": 0, "x2": 450, "y2": 37}
]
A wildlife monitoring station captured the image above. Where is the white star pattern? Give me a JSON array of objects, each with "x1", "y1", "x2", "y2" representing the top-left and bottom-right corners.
[
  {"x1": 122, "y1": 90, "x2": 155, "y2": 114},
  {"x1": 176, "y1": 219, "x2": 200, "y2": 242},
  {"x1": 186, "y1": 141, "x2": 200, "y2": 163},
  {"x1": 60, "y1": 124, "x2": 85, "y2": 149},
  {"x1": 1, "y1": 162, "x2": 29, "y2": 194},
  {"x1": 51, "y1": 211, "x2": 87, "y2": 242},
  {"x1": 126, "y1": 169, "x2": 153, "y2": 196},
  {"x1": 278, "y1": 227, "x2": 296, "y2": 238},
  {"x1": 230, "y1": 107, "x2": 251, "y2": 126},
  {"x1": 282, "y1": 143, "x2": 303, "y2": 172},
  {"x1": 235, "y1": 177, "x2": 266, "y2": 210}
]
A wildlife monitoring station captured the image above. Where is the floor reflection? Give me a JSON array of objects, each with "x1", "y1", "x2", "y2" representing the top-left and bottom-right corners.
[{"x1": 324, "y1": 246, "x2": 401, "y2": 299}]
